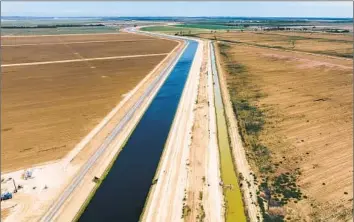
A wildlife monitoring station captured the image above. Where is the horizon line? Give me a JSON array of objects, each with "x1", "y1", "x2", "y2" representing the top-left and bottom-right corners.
[{"x1": 2, "y1": 15, "x2": 353, "y2": 19}]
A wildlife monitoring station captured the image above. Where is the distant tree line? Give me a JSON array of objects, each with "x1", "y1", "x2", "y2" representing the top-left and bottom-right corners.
[{"x1": 2, "y1": 24, "x2": 105, "y2": 29}]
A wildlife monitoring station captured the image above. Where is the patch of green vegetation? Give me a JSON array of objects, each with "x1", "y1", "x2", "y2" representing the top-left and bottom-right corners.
[
  {"x1": 175, "y1": 23, "x2": 243, "y2": 30},
  {"x1": 182, "y1": 204, "x2": 191, "y2": 218},
  {"x1": 197, "y1": 203, "x2": 206, "y2": 222},
  {"x1": 141, "y1": 25, "x2": 208, "y2": 35},
  {"x1": 199, "y1": 191, "x2": 203, "y2": 200}
]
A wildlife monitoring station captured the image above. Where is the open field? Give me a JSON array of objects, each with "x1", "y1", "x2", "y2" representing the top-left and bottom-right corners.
[
  {"x1": 175, "y1": 23, "x2": 243, "y2": 30},
  {"x1": 1, "y1": 33, "x2": 178, "y2": 172},
  {"x1": 266, "y1": 31, "x2": 353, "y2": 41},
  {"x1": 141, "y1": 25, "x2": 210, "y2": 35},
  {"x1": 216, "y1": 41, "x2": 352, "y2": 221},
  {"x1": 198, "y1": 31, "x2": 353, "y2": 58},
  {"x1": 1, "y1": 26, "x2": 120, "y2": 36},
  {"x1": 1, "y1": 33, "x2": 154, "y2": 45},
  {"x1": 2, "y1": 35, "x2": 176, "y2": 64}
]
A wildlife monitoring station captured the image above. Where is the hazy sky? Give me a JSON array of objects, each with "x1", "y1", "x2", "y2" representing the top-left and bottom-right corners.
[{"x1": 1, "y1": 1, "x2": 353, "y2": 18}]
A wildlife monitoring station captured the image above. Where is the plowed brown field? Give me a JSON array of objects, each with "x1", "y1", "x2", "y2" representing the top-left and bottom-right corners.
[
  {"x1": 1, "y1": 33, "x2": 154, "y2": 45},
  {"x1": 1, "y1": 33, "x2": 177, "y2": 172},
  {"x1": 2, "y1": 38, "x2": 176, "y2": 64}
]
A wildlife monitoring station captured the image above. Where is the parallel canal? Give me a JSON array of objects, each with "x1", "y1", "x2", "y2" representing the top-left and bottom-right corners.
[
  {"x1": 79, "y1": 40, "x2": 198, "y2": 222},
  {"x1": 210, "y1": 42, "x2": 247, "y2": 222}
]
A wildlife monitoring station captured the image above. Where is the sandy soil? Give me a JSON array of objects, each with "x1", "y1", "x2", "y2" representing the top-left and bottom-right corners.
[
  {"x1": 141, "y1": 38, "x2": 203, "y2": 222},
  {"x1": 184, "y1": 41, "x2": 212, "y2": 222},
  {"x1": 1, "y1": 32, "x2": 183, "y2": 221},
  {"x1": 216, "y1": 42, "x2": 352, "y2": 221}
]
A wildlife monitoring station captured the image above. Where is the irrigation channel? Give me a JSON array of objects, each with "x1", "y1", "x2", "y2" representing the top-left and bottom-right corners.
[
  {"x1": 79, "y1": 40, "x2": 198, "y2": 222},
  {"x1": 210, "y1": 42, "x2": 247, "y2": 222}
]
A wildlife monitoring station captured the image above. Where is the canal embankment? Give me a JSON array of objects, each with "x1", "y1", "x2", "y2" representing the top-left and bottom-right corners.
[{"x1": 77, "y1": 40, "x2": 198, "y2": 222}]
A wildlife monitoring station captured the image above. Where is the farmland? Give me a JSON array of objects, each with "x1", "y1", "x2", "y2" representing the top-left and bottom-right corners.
[
  {"x1": 1, "y1": 26, "x2": 120, "y2": 36},
  {"x1": 214, "y1": 34, "x2": 352, "y2": 221},
  {"x1": 1, "y1": 33, "x2": 178, "y2": 172},
  {"x1": 175, "y1": 23, "x2": 243, "y2": 30},
  {"x1": 141, "y1": 25, "x2": 210, "y2": 35},
  {"x1": 199, "y1": 31, "x2": 353, "y2": 58}
]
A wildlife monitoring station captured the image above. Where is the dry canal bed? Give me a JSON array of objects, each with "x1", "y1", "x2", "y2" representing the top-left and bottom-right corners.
[{"x1": 1, "y1": 33, "x2": 178, "y2": 172}]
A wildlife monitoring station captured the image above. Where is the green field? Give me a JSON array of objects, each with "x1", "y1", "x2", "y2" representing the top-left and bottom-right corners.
[
  {"x1": 175, "y1": 23, "x2": 243, "y2": 30},
  {"x1": 2, "y1": 26, "x2": 119, "y2": 36},
  {"x1": 140, "y1": 25, "x2": 209, "y2": 34}
]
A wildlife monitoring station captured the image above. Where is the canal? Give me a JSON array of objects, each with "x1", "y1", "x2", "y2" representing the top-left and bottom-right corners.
[
  {"x1": 210, "y1": 42, "x2": 247, "y2": 222},
  {"x1": 79, "y1": 40, "x2": 198, "y2": 222}
]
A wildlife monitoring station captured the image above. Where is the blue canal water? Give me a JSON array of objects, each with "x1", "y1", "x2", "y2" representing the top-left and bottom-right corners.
[{"x1": 79, "y1": 40, "x2": 198, "y2": 222}]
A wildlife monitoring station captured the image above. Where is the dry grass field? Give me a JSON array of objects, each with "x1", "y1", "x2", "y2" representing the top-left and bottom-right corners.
[
  {"x1": 199, "y1": 31, "x2": 353, "y2": 58},
  {"x1": 215, "y1": 40, "x2": 352, "y2": 221},
  {"x1": 1, "y1": 33, "x2": 177, "y2": 172}
]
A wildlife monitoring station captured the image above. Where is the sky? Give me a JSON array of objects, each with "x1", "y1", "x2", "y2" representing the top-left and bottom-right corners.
[{"x1": 1, "y1": 1, "x2": 353, "y2": 18}]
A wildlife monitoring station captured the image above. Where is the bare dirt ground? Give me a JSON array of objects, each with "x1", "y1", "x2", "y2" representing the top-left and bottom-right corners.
[
  {"x1": 1, "y1": 33, "x2": 177, "y2": 172},
  {"x1": 2, "y1": 38, "x2": 176, "y2": 64},
  {"x1": 184, "y1": 41, "x2": 209, "y2": 222},
  {"x1": 198, "y1": 31, "x2": 353, "y2": 58},
  {"x1": 216, "y1": 41, "x2": 352, "y2": 221},
  {"x1": 2, "y1": 55, "x2": 165, "y2": 172},
  {"x1": 1, "y1": 32, "x2": 184, "y2": 221},
  {"x1": 1, "y1": 33, "x2": 153, "y2": 45}
]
